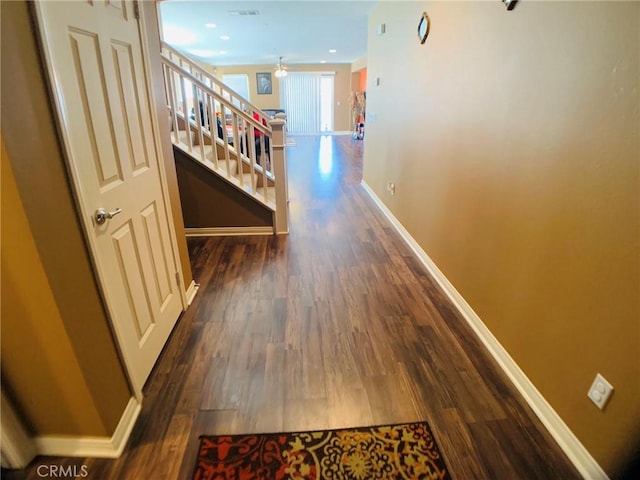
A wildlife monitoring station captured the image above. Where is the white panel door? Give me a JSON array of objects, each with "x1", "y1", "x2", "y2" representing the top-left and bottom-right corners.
[{"x1": 35, "y1": 0, "x2": 183, "y2": 392}]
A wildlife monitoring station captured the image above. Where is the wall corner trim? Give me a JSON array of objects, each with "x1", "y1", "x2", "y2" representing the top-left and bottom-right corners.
[
  {"x1": 34, "y1": 397, "x2": 141, "y2": 459},
  {"x1": 360, "y1": 181, "x2": 610, "y2": 480},
  {"x1": 1, "y1": 392, "x2": 37, "y2": 468},
  {"x1": 185, "y1": 280, "x2": 199, "y2": 306}
]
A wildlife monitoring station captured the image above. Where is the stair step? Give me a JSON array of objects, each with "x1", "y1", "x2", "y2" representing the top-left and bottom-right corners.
[
  {"x1": 172, "y1": 133, "x2": 276, "y2": 210},
  {"x1": 175, "y1": 130, "x2": 193, "y2": 146}
]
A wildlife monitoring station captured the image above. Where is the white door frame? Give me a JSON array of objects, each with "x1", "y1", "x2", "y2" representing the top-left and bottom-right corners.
[
  {"x1": 138, "y1": 0, "x2": 190, "y2": 311},
  {"x1": 32, "y1": 1, "x2": 188, "y2": 398}
]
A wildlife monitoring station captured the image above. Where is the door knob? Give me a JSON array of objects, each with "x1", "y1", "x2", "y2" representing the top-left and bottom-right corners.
[{"x1": 95, "y1": 207, "x2": 122, "y2": 225}]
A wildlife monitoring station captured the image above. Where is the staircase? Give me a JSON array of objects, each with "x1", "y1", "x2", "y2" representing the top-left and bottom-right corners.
[{"x1": 160, "y1": 43, "x2": 288, "y2": 234}]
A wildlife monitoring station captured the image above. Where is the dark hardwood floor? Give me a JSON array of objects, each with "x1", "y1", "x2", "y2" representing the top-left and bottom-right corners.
[{"x1": 9, "y1": 135, "x2": 582, "y2": 479}]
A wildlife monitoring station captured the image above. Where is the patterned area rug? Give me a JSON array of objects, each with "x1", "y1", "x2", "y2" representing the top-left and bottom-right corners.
[{"x1": 193, "y1": 422, "x2": 451, "y2": 479}]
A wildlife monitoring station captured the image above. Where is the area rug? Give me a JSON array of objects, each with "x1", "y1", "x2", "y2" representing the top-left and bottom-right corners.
[{"x1": 193, "y1": 422, "x2": 451, "y2": 479}]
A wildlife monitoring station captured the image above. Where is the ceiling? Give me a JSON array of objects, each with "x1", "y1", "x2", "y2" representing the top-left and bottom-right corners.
[{"x1": 158, "y1": 0, "x2": 375, "y2": 67}]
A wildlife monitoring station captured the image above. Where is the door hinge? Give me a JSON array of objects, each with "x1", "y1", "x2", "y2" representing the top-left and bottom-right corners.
[
  {"x1": 175, "y1": 271, "x2": 181, "y2": 287},
  {"x1": 133, "y1": 0, "x2": 140, "y2": 20}
]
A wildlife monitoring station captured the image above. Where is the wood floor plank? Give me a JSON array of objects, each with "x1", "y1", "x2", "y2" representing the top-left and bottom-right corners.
[
  {"x1": 362, "y1": 372, "x2": 420, "y2": 426},
  {"x1": 7, "y1": 135, "x2": 582, "y2": 480},
  {"x1": 433, "y1": 408, "x2": 492, "y2": 480},
  {"x1": 156, "y1": 414, "x2": 193, "y2": 479},
  {"x1": 283, "y1": 398, "x2": 330, "y2": 432}
]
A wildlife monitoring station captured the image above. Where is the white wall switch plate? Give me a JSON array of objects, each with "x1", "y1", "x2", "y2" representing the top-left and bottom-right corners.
[{"x1": 587, "y1": 373, "x2": 614, "y2": 410}]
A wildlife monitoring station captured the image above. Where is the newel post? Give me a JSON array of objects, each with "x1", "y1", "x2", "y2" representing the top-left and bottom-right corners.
[{"x1": 270, "y1": 113, "x2": 289, "y2": 234}]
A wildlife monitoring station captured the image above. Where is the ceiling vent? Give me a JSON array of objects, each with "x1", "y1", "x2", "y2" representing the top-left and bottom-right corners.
[{"x1": 228, "y1": 10, "x2": 260, "y2": 16}]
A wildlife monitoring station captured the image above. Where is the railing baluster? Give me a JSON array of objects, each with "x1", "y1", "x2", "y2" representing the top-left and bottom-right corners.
[
  {"x1": 179, "y1": 75, "x2": 194, "y2": 152},
  {"x1": 248, "y1": 123, "x2": 257, "y2": 194},
  {"x1": 229, "y1": 111, "x2": 239, "y2": 180},
  {"x1": 206, "y1": 93, "x2": 219, "y2": 169},
  {"x1": 219, "y1": 103, "x2": 228, "y2": 144},
  {"x1": 193, "y1": 84, "x2": 206, "y2": 163},
  {"x1": 267, "y1": 132, "x2": 274, "y2": 176},
  {"x1": 259, "y1": 134, "x2": 268, "y2": 201},
  {"x1": 163, "y1": 62, "x2": 171, "y2": 113},
  {"x1": 165, "y1": 65, "x2": 180, "y2": 145},
  {"x1": 221, "y1": 106, "x2": 231, "y2": 175},
  {"x1": 236, "y1": 116, "x2": 245, "y2": 187},
  {"x1": 160, "y1": 45, "x2": 287, "y2": 233}
]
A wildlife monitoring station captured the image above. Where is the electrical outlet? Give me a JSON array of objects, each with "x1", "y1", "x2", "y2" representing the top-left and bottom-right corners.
[
  {"x1": 588, "y1": 373, "x2": 614, "y2": 410},
  {"x1": 386, "y1": 181, "x2": 396, "y2": 196}
]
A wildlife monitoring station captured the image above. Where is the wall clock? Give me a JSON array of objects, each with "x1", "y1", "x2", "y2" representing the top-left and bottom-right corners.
[{"x1": 418, "y1": 12, "x2": 430, "y2": 44}]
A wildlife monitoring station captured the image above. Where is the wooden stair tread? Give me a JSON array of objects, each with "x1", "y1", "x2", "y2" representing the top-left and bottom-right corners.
[{"x1": 172, "y1": 132, "x2": 275, "y2": 211}]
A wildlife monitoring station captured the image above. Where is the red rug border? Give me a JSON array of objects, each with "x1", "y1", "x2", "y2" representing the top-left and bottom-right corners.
[{"x1": 192, "y1": 420, "x2": 451, "y2": 480}]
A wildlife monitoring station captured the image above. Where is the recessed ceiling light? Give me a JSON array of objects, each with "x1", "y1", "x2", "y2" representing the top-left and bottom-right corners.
[
  {"x1": 329, "y1": 49, "x2": 337, "y2": 53},
  {"x1": 220, "y1": 35, "x2": 231, "y2": 41},
  {"x1": 320, "y1": 60, "x2": 327, "y2": 64},
  {"x1": 205, "y1": 23, "x2": 217, "y2": 28}
]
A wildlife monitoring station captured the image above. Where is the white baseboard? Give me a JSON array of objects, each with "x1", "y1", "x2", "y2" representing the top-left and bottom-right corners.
[
  {"x1": 360, "y1": 181, "x2": 609, "y2": 480},
  {"x1": 185, "y1": 279, "x2": 199, "y2": 306},
  {"x1": 185, "y1": 226, "x2": 274, "y2": 237},
  {"x1": 35, "y1": 397, "x2": 140, "y2": 458}
]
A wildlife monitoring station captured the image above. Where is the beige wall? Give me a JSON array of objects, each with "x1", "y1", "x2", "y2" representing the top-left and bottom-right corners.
[
  {"x1": 363, "y1": 1, "x2": 639, "y2": 476},
  {"x1": 1, "y1": 140, "x2": 109, "y2": 435},
  {"x1": 1, "y1": 1, "x2": 132, "y2": 436},
  {"x1": 209, "y1": 63, "x2": 353, "y2": 131}
]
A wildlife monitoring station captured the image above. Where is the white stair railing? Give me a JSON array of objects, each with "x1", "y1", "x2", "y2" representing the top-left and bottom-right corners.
[
  {"x1": 160, "y1": 43, "x2": 288, "y2": 233},
  {"x1": 162, "y1": 43, "x2": 265, "y2": 121}
]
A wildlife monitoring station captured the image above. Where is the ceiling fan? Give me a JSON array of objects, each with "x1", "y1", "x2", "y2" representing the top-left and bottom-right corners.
[{"x1": 274, "y1": 56, "x2": 288, "y2": 78}]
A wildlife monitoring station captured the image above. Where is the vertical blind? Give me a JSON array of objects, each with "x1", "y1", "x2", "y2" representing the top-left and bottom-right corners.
[{"x1": 280, "y1": 72, "x2": 334, "y2": 134}]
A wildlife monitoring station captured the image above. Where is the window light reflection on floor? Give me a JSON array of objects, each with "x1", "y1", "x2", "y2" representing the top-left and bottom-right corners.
[{"x1": 319, "y1": 135, "x2": 333, "y2": 177}]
